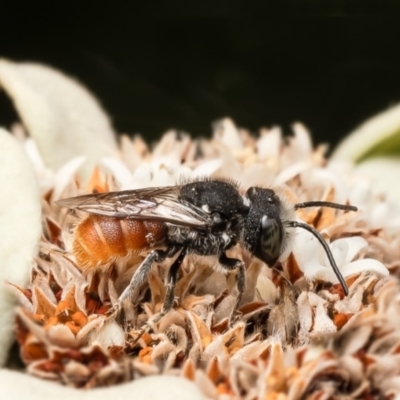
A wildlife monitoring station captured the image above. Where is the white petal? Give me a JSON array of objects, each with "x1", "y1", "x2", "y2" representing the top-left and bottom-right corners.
[
  {"x1": 291, "y1": 228, "x2": 324, "y2": 276},
  {"x1": 330, "y1": 237, "x2": 368, "y2": 264},
  {"x1": 354, "y1": 157, "x2": 400, "y2": 203},
  {"x1": 332, "y1": 103, "x2": 400, "y2": 162},
  {"x1": 348, "y1": 178, "x2": 373, "y2": 211},
  {"x1": 89, "y1": 320, "x2": 126, "y2": 348},
  {"x1": 346, "y1": 284, "x2": 365, "y2": 314},
  {"x1": 24, "y1": 138, "x2": 55, "y2": 192},
  {"x1": 307, "y1": 292, "x2": 327, "y2": 307},
  {"x1": 214, "y1": 144, "x2": 242, "y2": 179},
  {"x1": 130, "y1": 164, "x2": 153, "y2": 188},
  {"x1": 24, "y1": 137, "x2": 47, "y2": 171},
  {"x1": 151, "y1": 167, "x2": 175, "y2": 187},
  {"x1": 0, "y1": 59, "x2": 117, "y2": 175},
  {"x1": 0, "y1": 370, "x2": 205, "y2": 400},
  {"x1": 370, "y1": 201, "x2": 400, "y2": 232},
  {"x1": 152, "y1": 130, "x2": 188, "y2": 160},
  {"x1": 340, "y1": 259, "x2": 389, "y2": 279},
  {"x1": 52, "y1": 156, "x2": 87, "y2": 199},
  {"x1": 256, "y1": 127, "x2": 281, "y2": 160},
  {"x1": 212, "y1": 118, "x2": 243, "y2": 151},
  {"x1": 174, "y1": 166, "x2": 195, "y2": 182},
  {"x1": 328, "y1": 239, "x2": 348, "y2": 268},
  {"x1": 119, "y1": 135, "x2": 145, "y2": 171},
  {"x1": 309, "y1": 302, "x2": 337, "y2": 339},
  {"x1": 274, "y1": 161, "x2": 311, "y2": 185},
  {"x1": 256, "y1": 273, "x2": 278, "y2": 304},
  {"x1": 100, "y1": 157, "x2": 133, "y2": 189},
  {"x1": 297, "y1": 292, "x2": 313, "y2": 342},
  {"x1": 241, "y1": 164, "x2": 276, "y2": 189},
  {"x1": 192, "y1": 159, "x2": 223, "y2": 177},
  {"x1": 344, "y1": 237, "x2": 369, "y2": 263},
  {"x1": 291, "y1": 122, "x2": 313, "y2": 159},
  {"x1": 300, "y1": 167, "x2": 349, "y2": 204},
  {"x1": 47, "y1": 324, "x2": 79, "y2": 348},
  {"x1": 0, "y1": 129, "x2": 41, "y2": 366}
]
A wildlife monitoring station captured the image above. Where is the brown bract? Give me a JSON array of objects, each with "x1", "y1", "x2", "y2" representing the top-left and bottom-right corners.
[{"x1": 10, "y1": 120, "x2": 400, "y2": 398}]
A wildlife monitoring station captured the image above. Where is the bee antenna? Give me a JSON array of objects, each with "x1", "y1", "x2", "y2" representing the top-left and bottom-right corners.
[
  {"x1": 285, "y1": 221, "x2": 349, "y2": 296},
  {"x1": 294, "y1": 201, "x2": 357, "y2": 212}
]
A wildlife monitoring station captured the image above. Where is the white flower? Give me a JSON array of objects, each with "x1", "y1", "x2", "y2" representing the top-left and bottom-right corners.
[
  {"x1": 292, "y1": 231, "x2": 388, "y2": 284},
  {"x1": 0, "y1": 129, "x2": 41, "y2": 366},
  {"x1": 0, "y1": 371, "x2": 204, "y2": 400},
  {"x1": 0, "y1": 59, "x2": 117, "y2": 177}
]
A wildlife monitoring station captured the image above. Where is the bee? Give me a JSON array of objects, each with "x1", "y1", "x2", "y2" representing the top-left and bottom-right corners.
[{"x1": 57, "y1": 178, "x2": 357, "y2": 326}]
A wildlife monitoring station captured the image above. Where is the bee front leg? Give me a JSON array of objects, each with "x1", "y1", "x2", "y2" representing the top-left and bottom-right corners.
[{"x1": 218, "y1": 252, "x2": 246, "y2": 326}]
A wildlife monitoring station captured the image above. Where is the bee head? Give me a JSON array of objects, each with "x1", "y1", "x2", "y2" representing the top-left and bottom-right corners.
[
  {"x1": 243, "y1": 187, "x2": 356, "y2": 295},
  {"x1": 243, "y1": 187, "x2": 284, "y2": 267}
]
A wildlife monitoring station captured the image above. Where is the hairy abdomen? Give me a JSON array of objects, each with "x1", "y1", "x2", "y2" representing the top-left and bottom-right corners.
[{"x1": 73, "y1": 215, "x2": 167, "y2": 271}]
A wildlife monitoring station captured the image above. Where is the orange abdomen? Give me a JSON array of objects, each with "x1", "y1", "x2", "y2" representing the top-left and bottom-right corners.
[{"x1": 73, "y1": 215, "x2": 167, "y2": 271}]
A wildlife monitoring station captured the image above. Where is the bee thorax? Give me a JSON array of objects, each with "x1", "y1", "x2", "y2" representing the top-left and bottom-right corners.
[{"x1": 167, "y1": 225, "x2": 236, "y2": 256}]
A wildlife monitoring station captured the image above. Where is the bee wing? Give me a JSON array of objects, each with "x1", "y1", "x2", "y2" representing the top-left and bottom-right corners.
[{"x1": 56, "y1": 186, "x2": 212, "y2": 229}]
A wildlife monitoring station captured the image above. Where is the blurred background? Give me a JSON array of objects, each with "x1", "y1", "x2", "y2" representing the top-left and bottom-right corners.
[{"x1": 1, "y1": 3, "x2": 400, "y2": 149}]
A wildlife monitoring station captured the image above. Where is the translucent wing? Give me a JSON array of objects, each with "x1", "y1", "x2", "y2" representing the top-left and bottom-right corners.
[{"x1": 56, "y1": 186, "x2": 212, "y2": 229}]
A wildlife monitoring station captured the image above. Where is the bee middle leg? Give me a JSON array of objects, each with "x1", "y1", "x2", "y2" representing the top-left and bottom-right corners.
[{"x1": 218, "y1": 252, "x2": 246, "y2": 326}]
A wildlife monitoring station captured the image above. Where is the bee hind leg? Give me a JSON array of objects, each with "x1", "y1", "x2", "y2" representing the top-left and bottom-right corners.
[
  {"x1": 107, "y1": 247, "x2": 178, "y2": 320},
  {"x1": 219, "y1": 253, "x2": 246, "y2": 327},
  {"x1": 131, "y1": 247, "x2": 187, "y2": 344}
]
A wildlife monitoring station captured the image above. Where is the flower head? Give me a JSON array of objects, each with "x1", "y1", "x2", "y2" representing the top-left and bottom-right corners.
[{"x1": 1, "y1": 61, "x2": 399, "y2": 398}]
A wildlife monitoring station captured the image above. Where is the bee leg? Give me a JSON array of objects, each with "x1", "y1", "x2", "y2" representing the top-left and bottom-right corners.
[
  {"x1": 131, "y1": 247, "x2": 186, "y2": 345},
  {"x1": 147, "y1": 247, "x2": 188, "y2": 328},
  {"x1": 108, "y1": 247, "x2": 178, "y2": 319},
  {"x1": 218, "y1": 253, "x2": 246, "y2": 326}
]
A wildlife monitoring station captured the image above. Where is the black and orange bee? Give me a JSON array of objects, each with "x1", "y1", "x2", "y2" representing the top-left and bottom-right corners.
[{"x1": 57, "y1": 178, "x2": 357, "y2": 325}]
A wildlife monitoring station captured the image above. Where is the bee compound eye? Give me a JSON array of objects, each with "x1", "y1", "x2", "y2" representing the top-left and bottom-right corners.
[{"x1": 257, "y1": 214, "x2": 283, "y2": 266}]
